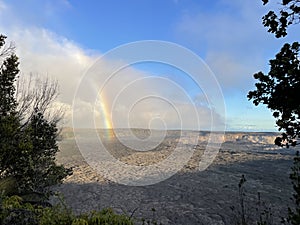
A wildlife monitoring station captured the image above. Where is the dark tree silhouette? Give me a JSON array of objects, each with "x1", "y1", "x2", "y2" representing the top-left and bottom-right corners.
[
  {"x1": 248, "y1": 2, "x2": 300, "y2": 224},
  {"x1": 248, "y1": 42, "x2": 300, "y2": 147},
  {"x1": 0, "y1": 35, "x2": 71, "y2": 197},
  {"x1": 262, "y1": 0, "x2": 300, "y2": 38},
  {"x1": 249, "y1": 1, "x2": 300, "y2": 147}
]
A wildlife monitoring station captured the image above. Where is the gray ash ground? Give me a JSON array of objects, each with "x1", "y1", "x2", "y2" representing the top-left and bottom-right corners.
[{"x1": 53, "y1": 129, "x2": 297, "y2": 225}]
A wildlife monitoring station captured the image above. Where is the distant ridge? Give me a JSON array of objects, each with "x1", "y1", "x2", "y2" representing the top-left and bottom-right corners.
[{"x1": 59, "y1": 127, "x2": 279, "y2": 145}]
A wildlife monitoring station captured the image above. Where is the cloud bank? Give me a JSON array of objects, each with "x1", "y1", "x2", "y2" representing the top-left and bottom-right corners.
[{"x1": 0, "y1": 1, "x2": 225, "y2": 130}]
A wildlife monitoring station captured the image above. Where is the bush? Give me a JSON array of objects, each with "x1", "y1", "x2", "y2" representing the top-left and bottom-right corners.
[
  {"x1": 0, "y1": 194, "x2": 134, "y2": 225},
  {"x1": 282, "y1": 151, "x2": 300, "y2": 225},
  {"x1": 230, "y1": 175, "x2": 273, "y2": 225},
  {"x1": 0, "y1": 34, "x2": 71, "y2": 198}
]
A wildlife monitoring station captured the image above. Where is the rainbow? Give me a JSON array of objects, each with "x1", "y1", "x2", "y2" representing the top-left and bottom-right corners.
[
  {"x1": 98, "y1": 93, "x2": 113, "y2": 129},
  {"x1": 95, "y1": 91, "x2": 114, "y2": 139}
]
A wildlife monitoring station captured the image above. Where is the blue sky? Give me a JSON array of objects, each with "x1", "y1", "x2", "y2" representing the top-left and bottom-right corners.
[{"x1": 1, "y1": 0, "x2": 299, "y2": 131}]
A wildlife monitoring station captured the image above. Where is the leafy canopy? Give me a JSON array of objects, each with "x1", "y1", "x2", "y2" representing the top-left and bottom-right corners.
[
  {"x1": 249, "y1": 2, "x2": 300, "y2": 224},
  {"x1": 248, "y1": 42, "x2": 300, "y2": 147},
  {"x1": 248, "y1": 1, "x2": 300, "y2": 147},
  {"x1": 262, "y1": 0, "x2": 300, "y2": 38},
  {"x1": 0, "y1": 35, "x2": 71, "y2": 197}
]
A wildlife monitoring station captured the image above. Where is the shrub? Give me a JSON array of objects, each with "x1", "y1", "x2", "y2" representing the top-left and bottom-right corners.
[
  {"x1": 0, "y1": 34, "x2": 71, "y2": 199},
  {"x1": 0, "y1": 194, "x2": 134, "y2": 225},
  {"x1": 230, "y1": 175, "x2": 273, "y2": 225}
]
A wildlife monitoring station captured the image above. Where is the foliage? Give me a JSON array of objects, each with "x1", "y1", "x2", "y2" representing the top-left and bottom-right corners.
[
  {"x1": 15, "y1": 110, "x2": 72, "y2": 194},
  {"x1": 0, "y1": 35, "x2": 20, "y2": 179},
  {"x1": 262, "y1": 0, "x2": 300, "y2": 38},
  {"x1": 84, "y1": 209, "x2": 134, "y2": 225},
  {"x1": 281, "y1": 151, "x2": 300, "y2": 225},
  {"x1": 247, "y1": 42, "x2": 300, "y2": 147},
  {"x1": 0, "y1": 195, "x2": 134, "y2": 225},
  {"x1": 15, "y1": 74, "x2": 65, "y2": 125},
  {"x1": 0, "y1": 35, "x2": 19, "y2": 115},
  {"x1": 0, "y1": 195, "x2": 38, "y2": 225},
  {"x1": 0, "y1": 56, "x2": 20, "y2": 193},
  {"x1": 238, "y1": 175, "x2": 247, "y2": 225},
  {"x1": 0, "y1": 177, "x2": 17, "y2": 196},
  {"x1": 0, "y1": 34, "x2": 71, "y2": 197},
  {"x1": 249, "y1": 1, "x2": 300, "y2": 224},
  {"x1": 230, "y1": 175, "x2": 249, "y2": 225},
  {"x1": 140, "y1": 208, "x2": 162, "y2": 225},
  {"x1": 230, "y1": 175, "x2": 273, "y2": 225}
]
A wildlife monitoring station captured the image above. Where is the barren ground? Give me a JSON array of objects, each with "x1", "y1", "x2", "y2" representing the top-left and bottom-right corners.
[{"x1": 53, "y1": 129, "x2": 297, "y2": 225}]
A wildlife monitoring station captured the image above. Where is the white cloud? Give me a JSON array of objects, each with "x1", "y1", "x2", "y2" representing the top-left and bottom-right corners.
[
  {"x1": 0, "y1": 2, "x2": 225, "y2": 130},
  {"x1": 73, "y1": 57, "x2": 225, "y2": 130},
  {"x1": 8, "y1": 27, "x2": 95, "y2": 103},
  {"x1": 0, "y1": 27, "x2": 224, "y2": 130},
  {"x1": 175, "y1": 0, "x2": 278, "y2": 92}
]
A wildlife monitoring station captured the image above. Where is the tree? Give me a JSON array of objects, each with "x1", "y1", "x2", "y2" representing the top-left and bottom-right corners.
[
  {"x1": 248, "y1": 42, "x2": 300, "y2": 147},
  {"x1": 14, "y1": 110, "x2": 71, "y2": 195},
  {"x1": 0, "y1": 35, "x2": 71, "y2": 197},
  {"x1": 15, "y1": 74, "x2": 65, "y2": 126},
  {"x1": 0, "y1": 35, "x2": 21, "y2": 178},
  {"x1": 286, "y1": 151, "x2": 300, "y2": 224},
  {"x1": 248, "y1": 1, "x2": 300, "y2": 147},
  {"x1": 262, "y1": 0, "x2": 300, "y2": 38},
  {"x1": 0, "y1": 35, "x2": 15, "y2": 59},
  {"x1": 0, "y1": 35, "x2": 65, "y2": 127},
  {"x1": 248, "y1": 1, "x2": 300, "y2": 224}
]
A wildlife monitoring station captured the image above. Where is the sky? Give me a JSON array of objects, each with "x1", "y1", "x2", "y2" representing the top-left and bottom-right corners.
[{"x1": 0, "y1": 0, "x2": 299, "y2": 132}]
